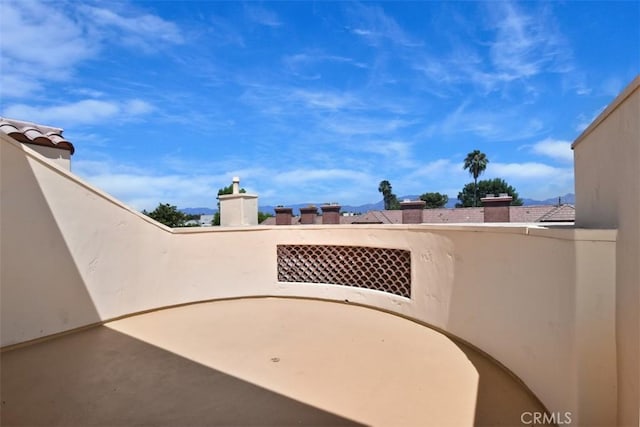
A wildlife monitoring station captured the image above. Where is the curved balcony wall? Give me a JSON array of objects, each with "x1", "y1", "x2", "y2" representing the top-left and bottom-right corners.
[{"x1": 1, "y1": 133, "x2": 617, "y2": 426}]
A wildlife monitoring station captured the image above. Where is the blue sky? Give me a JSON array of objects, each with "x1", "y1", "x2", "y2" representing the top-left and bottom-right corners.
[{"x1": 1, "y1": 1, "x2": 638, "y2": 210}]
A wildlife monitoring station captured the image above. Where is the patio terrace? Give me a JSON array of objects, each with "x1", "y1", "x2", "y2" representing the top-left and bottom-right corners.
[{"x1": 2, "y1": 298, "x2": 546, "y2": 426}]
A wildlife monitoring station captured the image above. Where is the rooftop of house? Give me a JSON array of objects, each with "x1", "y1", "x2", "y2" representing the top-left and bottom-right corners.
[
  {"x1": 261, "y1": 204, "x2": 575, "y2": 225},
  {"x1": 0, "y1": 117, "x2": 74, "y2": 154}
]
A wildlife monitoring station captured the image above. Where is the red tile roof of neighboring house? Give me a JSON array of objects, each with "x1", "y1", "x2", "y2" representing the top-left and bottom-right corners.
[
  {"x1": 421, "y1": 207, "x2": 484, "y2": 223},
  {"x1": 351, "y1": 210, "x2": 402, "y2": 224},
  {"x1": 537, "y1": 204, "x2": 576, "y2": 222},
  {"x1": 261, "y1": 215, "x2": 362, "y2": 225},
  {"x1": 510, "y1": 206, "x2": 552, "y2": 222},
  {"x1": 260, "y1": 217, "x2": 279, "y2": 226},
  {"x1": 0, "y1": 117, "x2": 74, "y2": 154},
  {"x1": 348, "y1": 211, "x2": 381, "y2": 224},
  {"x1": 261, "y1": 204, "x2": 575, "y2": 225}
]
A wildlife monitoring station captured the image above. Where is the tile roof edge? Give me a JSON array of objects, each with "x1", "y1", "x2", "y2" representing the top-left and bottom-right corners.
[{"x1": 0, "y1": 117, "x2": 75, "y2": 154}]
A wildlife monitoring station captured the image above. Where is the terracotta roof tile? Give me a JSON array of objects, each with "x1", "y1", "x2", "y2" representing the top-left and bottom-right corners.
[
  {"x1": 537, "y1": 205, "x2": 575, "y2": 222},
  {"x1": 379, "y1": 210, "x2": 402, "y2": 224},
  {"x1": 351, "y1": 211, "x2": 385, "y2": 224},
  {"x1": 0, "y1": 117, "x2": 74, "y2": 154},
  {"x1": 261, "y1": 204, "x2": 575, "y2": 225},
  {"x1": 509, "y1": 205, "x2": 576, "y2": 222},
  {"x1": 260, "y1": 217, "x2": 277, "y2": 225}
]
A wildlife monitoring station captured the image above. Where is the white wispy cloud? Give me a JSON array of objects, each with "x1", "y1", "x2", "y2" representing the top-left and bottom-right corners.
[
  {"x1": 0, "y1": 1, "x2": 94, "y2": 72},
  {"x1": 284, "y1": 53, "x2": 368, "y2": 69},
  {"x1": 271, "y1": 168, "x2": 378, "y2": 205},
  {"x1": 434, "y1": 101, "x2": 546, "y2": 141},
  {"x1": 283, "y1": 52, "x2": 368, "y2": 80},
  {"x1": 73, "y1": 154, "x2": 378, "y2": 209},
  {"x1": 4, "y1": 99, "x2": 154, "y2": 127},
  {"x1": 414, "y1": 2, "x2": 573, "y2": 95},
  {"x1": 0, "y1": 1, "x2": 94, "y2": 98},
  {"x1": 527, "y1": 138, "x2": 573, "y2": 163},
  {"x1": 389, "y1": 158, "x2": 469, "y2": 199},
  {"x1": 561, "y1": 72, "x2": 592, "y2": 96},
  {"x1": 244, "y1": 4, "x2": 281, "y2": 27},
  {"x1": 357, "y1": 141, "x2": 415, "y2": 168},
  {"x1": 324, "y1": 116, "x2": 413, "y2": 136},
  {"x1": 485, "y1": 161, "x2": 574, "y2": 200},
  {"x1": 79, "y1": 4, "x2": 184, "y2": 48},
  {"x1": 409, "y1": 159, "x2": 462, "y2": 179},
  {"x1": 0, "y1": 73, "x2": 43, "y2": 99},
  {"x1": 413, "y1": 57, "x2": 464, "y2": 87},
  {"x1": 486, "y1": 2, "x2": 572, "y2": 80},
  {"x1": 290, "y1": 90, "x2": 361, "y2": 111},
  {"x1": 237, "y1": 80, "x2": 409, "y2": 136},
  {"x1": 475, "y1": 159, "x2": 575, "y2": 201},
  {"x1": 0, "y1": 1, "x2": 184, "y2": 101},
  {"x1": 69, "y1": 88, "x2": 107, "y2": 98},
  {"x1": 346, "y1": 3, "x2": 421, "y2": 47},
  {"x1": 125, "y1": 99, "x2": 155, "y2": 115},
  {"x1": 490, "y1": 162, "x2": 572, "y2": 180},
  {"x1": 73, "y1": 157, "x2": 228, "y2": 210},
  {"x1": 273, "y1": 168, "x2": 371, "y2": 185}
]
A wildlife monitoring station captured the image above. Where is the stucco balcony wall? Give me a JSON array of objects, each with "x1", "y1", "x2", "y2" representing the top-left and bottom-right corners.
[
  {"x1": 1, "y1": 133, "x2": 617, "y2": 426},
  {"x1": 573, "y1": 76, "x2": 639, "y2": 426}
]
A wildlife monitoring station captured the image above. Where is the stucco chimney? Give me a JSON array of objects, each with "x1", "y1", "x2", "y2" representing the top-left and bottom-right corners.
[
  {"x1": 400, "y1": 200, "x2": 425, "y2": 224},
  {"x1": 232, "y1": 176, "x2": 240, "y2": 194},
  {"x1": 299, "y1": 206, "x2": 318, "y2": 225},
  {"x1": 481, "y1": 194, "x2": 512, "y2": 222},
  {"x1": 275, "y1": 207, "x2": 293, "y2": 225},
  {"x1": 321, "y1": 204, "x2": 341, "y2": 224},
  {"x1": 218, "y1": 177, "x2": 258, "y2": 226}
]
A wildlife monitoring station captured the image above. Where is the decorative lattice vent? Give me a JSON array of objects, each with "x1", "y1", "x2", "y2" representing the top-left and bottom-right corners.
[{"x1": 277, "y1": 244, "x2": 411, "y2": 298}]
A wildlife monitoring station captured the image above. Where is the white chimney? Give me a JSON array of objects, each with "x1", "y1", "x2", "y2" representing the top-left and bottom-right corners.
[{"x1": 232, "y1": 176, "x2": 240, "y2": 194}]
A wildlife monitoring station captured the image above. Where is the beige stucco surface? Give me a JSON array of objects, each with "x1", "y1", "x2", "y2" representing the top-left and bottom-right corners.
[
  {"x1": 24, "y1": 143, "x2": 71, "y2": 170},
  {"x1": 0, "y1": 132, "x2": 619, "y2": 425},
  {"x1": 573, "y1": 75, "x2": 639, "y2": 426},
  {"x1": 219, "y1": 192, "x2": 259, "y2": 226},
  {"x1": 1, "y1": 297, "x2": 548, "y2": 426}
]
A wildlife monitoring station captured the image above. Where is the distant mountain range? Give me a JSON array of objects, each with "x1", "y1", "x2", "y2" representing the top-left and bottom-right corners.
[
  {"x1": 181, "y1": 193, "x2": 575, "y2": 216},
  {"x1": 522, "y1": 193, "x2": 575, "y2": 206}
]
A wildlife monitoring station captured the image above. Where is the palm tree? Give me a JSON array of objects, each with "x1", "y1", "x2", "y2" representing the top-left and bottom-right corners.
[
  {"x1": 378, "y1": 180, "x2": 394, "y2": 210},
  {"x1": 463, "y1": 150, "x2": 489, "y2": 207}
]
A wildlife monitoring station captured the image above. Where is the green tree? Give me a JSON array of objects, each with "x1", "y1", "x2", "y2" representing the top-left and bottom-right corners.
[
  {"x1": 143, "y1": 203, "x2": 191, "y2": 227},
  {"x1": 456, "y1": 178, "x2": 523, "y2": 207},
  {"x1": 212, "y1": 184, "x2": 247, "y2": 226},
  {"x1": 463, "y1": 150, "x2": 489, "y2": 207},
  {"x1": 420, "y1": 192, "x2": 449, "y2": 209},
  {"x1": 378, "y1": 180, "x2": 400, "y2": 210},
  {"x1": 258, "y1": 212, "x2": 273, "y2": 224}
]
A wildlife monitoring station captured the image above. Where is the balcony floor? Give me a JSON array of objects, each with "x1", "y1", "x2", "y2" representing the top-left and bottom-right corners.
[{"x1": 1, "y1": 297, "x2": 546, "y2": 426}]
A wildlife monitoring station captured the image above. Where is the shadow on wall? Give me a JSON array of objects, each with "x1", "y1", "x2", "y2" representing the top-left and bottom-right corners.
[
  {"x1": 0, "y1": 142, "x2": 101, "y2": 346},
  {"x1": 456, "y1": 339, "x2": 549, "y2": 427},
  {"x1": 444, "y1": 230, "x2": 576, "y2": 419}
]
